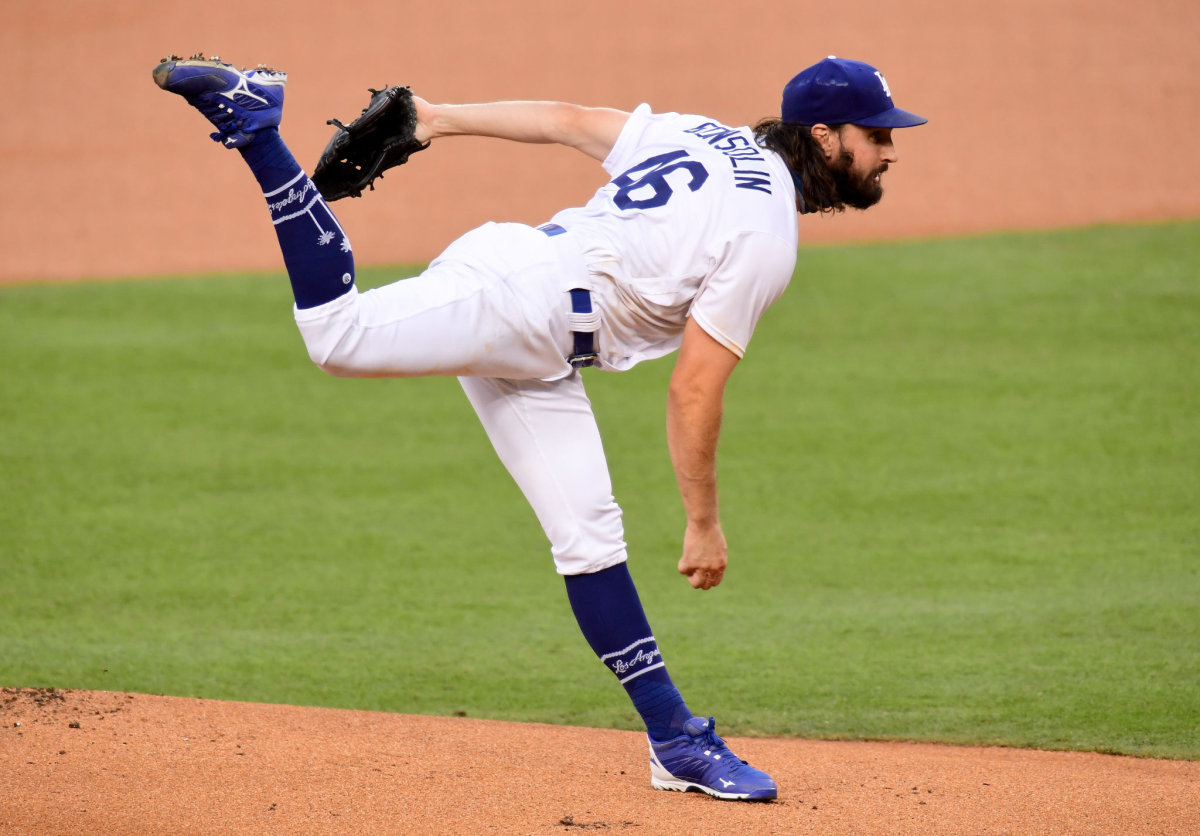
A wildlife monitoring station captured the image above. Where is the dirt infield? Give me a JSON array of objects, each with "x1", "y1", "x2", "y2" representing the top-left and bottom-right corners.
[
  {"x1": 3, "y1": 0, "x2": 1198, "y2": 283},
  {"x1": 2, "y1": 689, "x2": 1196, "y2": 835}
]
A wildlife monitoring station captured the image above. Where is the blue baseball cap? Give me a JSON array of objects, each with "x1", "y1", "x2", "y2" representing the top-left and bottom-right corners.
[{"x1": 782, "y1": 57, "x2": 927, "y2": 128}]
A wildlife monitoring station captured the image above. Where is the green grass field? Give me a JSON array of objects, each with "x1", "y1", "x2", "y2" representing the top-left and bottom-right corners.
[{"x1": 2, "y1": 222, "x2": 1197, "y2": 758}]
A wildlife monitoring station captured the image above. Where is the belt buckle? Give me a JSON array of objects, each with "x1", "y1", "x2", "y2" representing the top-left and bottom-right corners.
[{"x1": 569, "y1": 352, "x2": 598, "y2": 369}]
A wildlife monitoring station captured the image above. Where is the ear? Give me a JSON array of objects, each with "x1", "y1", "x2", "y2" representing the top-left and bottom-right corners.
[{"x1": 809, "y1": 123, "x2": 839, "y2": 162}]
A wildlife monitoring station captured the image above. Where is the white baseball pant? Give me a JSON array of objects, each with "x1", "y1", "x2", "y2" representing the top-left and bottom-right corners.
[{"x1": 293, "y1": 221, "x2": 628, "y2": 575}]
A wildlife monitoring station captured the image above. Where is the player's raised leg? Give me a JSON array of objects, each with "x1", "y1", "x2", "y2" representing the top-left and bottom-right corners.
[
  {"x1": 153, "y1": 56, "x2": 355, "y2": 310},
  {"x1": 460, "y1": 374, "x2": 777, "y2": 801},
  {"x1": 154, "y1": 57, "x2": 574, "y2": 383}
]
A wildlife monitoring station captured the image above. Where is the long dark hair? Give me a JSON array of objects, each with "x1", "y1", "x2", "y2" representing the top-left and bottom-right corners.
[{"x1": 753, "y1": 117, "x2": 844, "y2": 213}]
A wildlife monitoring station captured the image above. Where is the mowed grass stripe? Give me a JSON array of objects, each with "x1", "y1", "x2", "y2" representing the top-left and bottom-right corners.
[{"x1": 1, "y1": 221, "x2": 1197, "y2": 758}]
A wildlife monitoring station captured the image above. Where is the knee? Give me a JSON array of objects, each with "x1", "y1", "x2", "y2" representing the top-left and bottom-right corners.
[
  {"x1": 309, "y1": 350, "x2": 356, "y2": 378},
  {"x1": 294, "y1": 292, "x2": 364, "y2": 376},
  {"x1": 306, "y1": 339, "x2": 375, "y2": 378},
  {"x1": 542, "y1": 493, "x2": 628, "y2": 576},
  {"x1": 302, "y1": 330, "x2": 358, "y2": 377}
]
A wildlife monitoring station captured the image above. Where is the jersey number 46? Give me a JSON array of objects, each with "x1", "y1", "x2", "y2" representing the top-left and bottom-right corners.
[{"x1": 612, "y1": 151, "x2": 709, "y2": 211}]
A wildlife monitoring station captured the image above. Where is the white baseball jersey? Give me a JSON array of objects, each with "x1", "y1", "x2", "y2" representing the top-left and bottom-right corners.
[{"x1": 551, "y1": 104, "x2": 799, "y2": 370}]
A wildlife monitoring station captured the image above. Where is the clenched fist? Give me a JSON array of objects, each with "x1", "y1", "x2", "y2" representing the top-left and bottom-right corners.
[{"x1": 678, "y1": 522, "x2": 727, "y2": 590}]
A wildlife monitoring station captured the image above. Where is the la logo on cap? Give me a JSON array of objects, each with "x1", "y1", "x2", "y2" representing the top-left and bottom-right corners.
[{"x1": 780, "y1": 56, "x2": 927, "y2": 128}]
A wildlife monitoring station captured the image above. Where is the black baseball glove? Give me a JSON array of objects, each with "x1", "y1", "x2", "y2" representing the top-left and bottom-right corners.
[{"x1": 312, "y1": 85, "x2": 429, "y2": 202}]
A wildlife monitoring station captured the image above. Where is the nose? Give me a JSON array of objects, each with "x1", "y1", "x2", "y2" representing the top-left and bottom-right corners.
[{"x1": 882, "y1": 140, "x2": 899, "y2": 165}]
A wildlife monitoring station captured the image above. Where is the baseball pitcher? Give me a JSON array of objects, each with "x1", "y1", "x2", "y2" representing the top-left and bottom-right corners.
[{"x1": 154, "y1": 53, "x2": 926, "y2": 800}]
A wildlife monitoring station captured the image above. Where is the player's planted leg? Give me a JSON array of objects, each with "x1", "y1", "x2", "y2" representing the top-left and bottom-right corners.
[
  {"x1": 460, "y1": 374, "x2": 777, "y2": 801},
  {"x1": 153, "y1": 56, "x2": 355, "y2": 309}
]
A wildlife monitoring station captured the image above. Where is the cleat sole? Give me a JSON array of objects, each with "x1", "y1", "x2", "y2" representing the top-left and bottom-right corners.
[{"x1": 650, "y1": 775, "x2": 776, "y2": 801}]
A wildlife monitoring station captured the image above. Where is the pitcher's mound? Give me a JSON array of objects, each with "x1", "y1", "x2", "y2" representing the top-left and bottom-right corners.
[{"x1": 2, "y1": 688, "x2": 1196, "y2": 835}]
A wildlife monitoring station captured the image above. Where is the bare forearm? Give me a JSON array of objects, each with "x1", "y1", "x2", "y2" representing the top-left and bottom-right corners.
[
  {"x1": 425, "y1": 101, "x2": 574, "y2": 144},
  {"x1": 666, "y1": 383, "x2": 723, "y2": 527},
  {"x1": 415, "y1": 99, "x2": 628, "y2": 161},
  {"x1": 667, "y1": 318, "x2": 739, "y2": 590}
]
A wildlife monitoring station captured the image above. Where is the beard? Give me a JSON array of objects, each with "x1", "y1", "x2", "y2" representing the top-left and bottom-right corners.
[{"x1": 829, "y1": 148, "x2": 886, "y2": 210}]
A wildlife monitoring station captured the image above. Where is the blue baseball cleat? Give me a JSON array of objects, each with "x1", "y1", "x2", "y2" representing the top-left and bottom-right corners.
[
  {"x1": 648, "y1": 717, "x2": 778, "y2": 801},
  {"x1": 152, "y1": 53, "x2": 286, "y2": 149}
]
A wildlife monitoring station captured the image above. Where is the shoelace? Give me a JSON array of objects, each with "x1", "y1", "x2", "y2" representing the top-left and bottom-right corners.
[
  {"x1": 694, "y1": 725, "x2": 751, "y2": 775},
  {"x1": 193, "y1": 95, "x2": 237, "y2": 125},
  {"x1": 191, "y1": 94, "x2": 253, "y2": 143}
]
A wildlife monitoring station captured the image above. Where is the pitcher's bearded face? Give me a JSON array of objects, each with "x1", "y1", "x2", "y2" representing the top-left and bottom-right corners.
[{"x1": 827, "y1": 125, "x2": 898, "y2": 210}]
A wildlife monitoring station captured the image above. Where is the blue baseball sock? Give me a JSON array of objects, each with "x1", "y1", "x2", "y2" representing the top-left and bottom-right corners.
[
  {"x1": 565, "y1": 563, "x2": 694, "y2": 742},
  {"x1": 238, "y1": 128, "x2": 355, "y2": 309}
]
